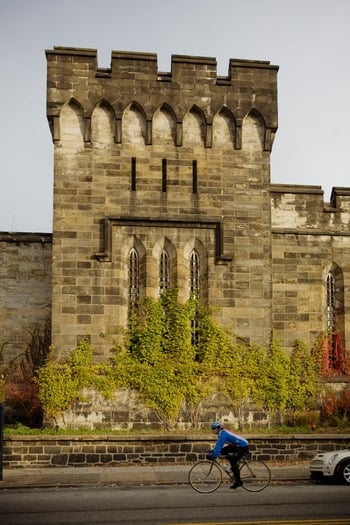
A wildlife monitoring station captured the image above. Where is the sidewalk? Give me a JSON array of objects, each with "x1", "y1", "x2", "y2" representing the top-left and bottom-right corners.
[{"x1": 0, "y1": 463, "x2": 310, "y2": 489}]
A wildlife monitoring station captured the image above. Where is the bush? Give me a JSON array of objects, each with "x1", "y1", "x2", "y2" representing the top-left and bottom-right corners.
[{"x1": 4, "y1": 320, "x2": 51, "y2": 427}]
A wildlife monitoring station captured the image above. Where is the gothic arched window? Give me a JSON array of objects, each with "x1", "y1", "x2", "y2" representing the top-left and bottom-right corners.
[
  {"x1": 159, "y1": 248, "x2": 170, "y2": 292},
  {"x1": 190, "y1": 249, "x2": 200, "y2": 298},
  {"x1": 326, "y1": 271, "x2": 336, "y2": 334},
  {"x1": 128, "y1": 248, "x2": 139, "y2": 313},
  {"x1": 325, "y1": 267, "x2": 347, "y2": 373},
  {"x1": 189, "y1": 249, "x2": 200, "y2": 346}
]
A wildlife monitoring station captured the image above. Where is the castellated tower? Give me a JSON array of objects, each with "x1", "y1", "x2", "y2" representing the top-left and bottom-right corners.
[{"x1": 46, "y1": 47, "x2": 278, "y2": 358}]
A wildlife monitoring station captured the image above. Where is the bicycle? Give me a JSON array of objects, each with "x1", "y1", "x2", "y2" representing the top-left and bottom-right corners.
[{"x1": 189, "y1": 454, "x2": 271, "y2": 494}]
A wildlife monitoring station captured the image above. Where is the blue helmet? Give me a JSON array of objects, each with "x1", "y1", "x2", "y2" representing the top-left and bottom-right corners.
[{"x1": 211, "y1": 421, "x2": 223, "y2": 430}]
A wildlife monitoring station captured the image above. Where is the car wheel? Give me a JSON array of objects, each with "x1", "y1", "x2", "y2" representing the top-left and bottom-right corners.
[{"x1": 339, "y1": 460, "x2": 350, "y2": 484}]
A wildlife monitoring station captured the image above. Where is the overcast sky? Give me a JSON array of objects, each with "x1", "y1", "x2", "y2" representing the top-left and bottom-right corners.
[{"x1": 1, "y1": 0, "x2": 349, "y2": 233}]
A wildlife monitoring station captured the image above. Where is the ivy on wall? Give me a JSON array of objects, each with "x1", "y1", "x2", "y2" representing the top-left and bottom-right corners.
[
  {"x1": 35, "y1": 342, "x2": 116, "y2": 424},
  {"x1": 18, "y1": 291, "x2": 349, "y2": 429}
]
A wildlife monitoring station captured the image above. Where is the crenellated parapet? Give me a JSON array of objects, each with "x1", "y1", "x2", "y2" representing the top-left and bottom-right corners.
[
  {"x1": 46, "y1": 47, "x2": 278, "y2": 151},
  {"x1": 271, "y1": 184, "x2": 350, "y2": 233}
]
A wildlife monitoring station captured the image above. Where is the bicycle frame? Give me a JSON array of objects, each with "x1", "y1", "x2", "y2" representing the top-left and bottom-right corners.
[{"x1": 188, "y1": 455, "x2": 271, "y2": 493}]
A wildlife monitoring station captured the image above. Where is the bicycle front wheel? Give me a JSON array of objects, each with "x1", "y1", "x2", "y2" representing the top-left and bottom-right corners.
[
  {"x1": 240, "y1": 460, "x2": 271, "y2": 492},
  {"x1": 189, "y1": 461, "x2": 222, "y2": 493}
]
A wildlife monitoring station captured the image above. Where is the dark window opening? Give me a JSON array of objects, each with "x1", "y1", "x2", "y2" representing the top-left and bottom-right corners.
[
  {"x1": 162, "y1": 158, "x2": 167, "y2": 193},
  {"x1": 324, "y1": 270, "x2": 348, "y2": 375},
  {"x1": 192, "y1": 160, "x2": 197, "y2": 193},
  {"x1": 190, "y1": 249, "x2": 200, "y2": 346},
  {"x1": 128, "y1": 248, "x2": 139, "y2": 314},
  {"x1": 159, "y1": 248, "x2": 170, "y2": 292},
  {"x1": 131, "y1": 157, "x2": 136, "y2": 191}
]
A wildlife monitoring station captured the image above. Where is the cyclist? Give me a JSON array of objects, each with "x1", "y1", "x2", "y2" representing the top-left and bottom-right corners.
[{"x1": 206, "y1": 421, "x2": 249, "y2": 489}]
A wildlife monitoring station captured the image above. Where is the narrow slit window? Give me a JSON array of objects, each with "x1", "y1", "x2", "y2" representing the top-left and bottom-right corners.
[
  {"x1": 192, "y1": 160, "x2": 197, "y2": 194},
  {"x1": 131, "y1": 157, "x2": 136, "y2": 191},
  {"x1": 162, "y1": 158, "x2": 167, "y2": 193}
]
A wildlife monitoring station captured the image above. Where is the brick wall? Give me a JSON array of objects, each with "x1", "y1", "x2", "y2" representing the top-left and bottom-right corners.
[{"x1": 3, "y1": 434, "x2": 350, "y2": 468}]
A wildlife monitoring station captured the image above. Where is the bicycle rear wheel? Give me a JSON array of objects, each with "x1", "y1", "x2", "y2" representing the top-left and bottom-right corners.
[
  {"x1": 240, "y1": 460, "x2": 271, "y2": 492},
  {"x1": 188, "y1": 461, "x2": 222, "y2": 493}
]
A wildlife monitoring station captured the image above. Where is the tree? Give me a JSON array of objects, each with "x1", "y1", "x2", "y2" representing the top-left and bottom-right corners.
[
  {"x1": 257, "y1": 335, "x2": 290, "y2": 425},
  {"x1": 112, "y1": 291, "x2": 196, "y2": 430},
  {"x1": 4, "y1": 320, "x2": 51, "y2": 427},
  {"x1": 286, "y1": 339, "x2": 319, "y2": 412},
  {"x1": 219, "y1": 341, "x2": 262, "y2": 425},
  {"x1": 112, "y1": 292, "x2": 239, "y2": 430},
  {"x1": 183, "y1": 300, "x2": 234, "y2": 427}
]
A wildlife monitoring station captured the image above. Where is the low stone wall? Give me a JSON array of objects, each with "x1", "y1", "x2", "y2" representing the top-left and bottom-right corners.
[{"x1": 3, "y1": 434, "x2": 350, "y2": 468}]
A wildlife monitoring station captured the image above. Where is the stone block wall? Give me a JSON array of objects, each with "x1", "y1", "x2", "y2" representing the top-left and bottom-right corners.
[
  {"x1": 3, "y1": 434, "x2": 350, "y2": 468},
  {"x1": 2, "y1": 47, "x2": 350, "y2": 429},
  {"x1": 46, "y1": 47, "x2": 278, "y2": 357},
  {"x1": 271, "y1": 185, "x2": 350, "y2": 349},
  {"x1": 0, "y1": 233, "x2": 52, "y2": 365}
]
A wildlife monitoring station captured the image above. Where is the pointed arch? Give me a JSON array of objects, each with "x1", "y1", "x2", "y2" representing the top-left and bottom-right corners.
[
  {"x1": 128, "y1": 247, "x2": 140, "y2": 312},
  {"x1": 189, "y1": 249, "x2": 200, "y2": 298},
  {"x1": 122, "y1": 102, "x2": 147, "y2": 144},
  {"x1": 213, "y1": 106, "x2": 235, "y2": 149},
  {"x1": 91, "y1": 100, "x2": 115, "y2": 147},
  {"x1": 60, "y1": 98, "x2": 85, "y2": 145},
  {"x1": 152, "y1": 237, "x2": 177, "y2": 294},
  {"x1": 326, "y1": 262, "x2": 344, "y2": 333},
  {"x1": 325, "y1": 262, "x2": 345, "y2": 371},
  {"x1": 127, "y1": 236, "x2": 146, "y2": 315},
  {"x1": 152, "y1": 103, "x2": 176, "y2": 145},
  {"x1": 184, "y1": 238, "x2": 208, "y2": 304},
  {"x1": 183, "y1": 105, "x2": 206, "y2": 146},
  {"x1": 212, "y1": 107, "x2": 235, "y2": 148},
  {"x1": 242, "y1": 108, "x2": 265, "y2": 151},
  {"x1": 159, "y1": 248, "x2": 170, "y2": 292},
  {"x1": 326, "y1": 270, "x2": 336, "y2": 334}
]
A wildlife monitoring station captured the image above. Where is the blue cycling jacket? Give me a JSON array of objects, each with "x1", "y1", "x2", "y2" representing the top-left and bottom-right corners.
[{"x1": 211, "y1": 428, "x2": 249, "y2": 459}]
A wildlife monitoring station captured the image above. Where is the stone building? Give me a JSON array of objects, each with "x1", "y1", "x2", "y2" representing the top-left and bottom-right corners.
[
  {"x1": 1, "y1": 46, "x2": 350, "y2": 372},
  {"x1": 47, "y1": 46, "x2": 279, "y2": 359}
]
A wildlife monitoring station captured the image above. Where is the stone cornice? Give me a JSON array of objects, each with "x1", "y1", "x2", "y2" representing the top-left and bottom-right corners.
[{"x1": 95, "y1": 217, "x2": 232, "y2": 264}]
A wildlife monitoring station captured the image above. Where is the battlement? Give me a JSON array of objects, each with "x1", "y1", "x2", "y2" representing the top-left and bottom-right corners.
[
  {"x1": 46, "y1": 46, "x2": 277, "y2": 82},
  {"x1": 46, "y1": 47, "x2": 278, "y2": 148},
  {"x1": 271, "y1": 184, "x2": 350, "y2": 233}
]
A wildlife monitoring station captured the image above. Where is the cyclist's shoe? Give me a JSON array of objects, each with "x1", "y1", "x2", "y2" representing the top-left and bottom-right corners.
[{"x1": 230, "y1": 480, "x2": 243, "y2": 489}]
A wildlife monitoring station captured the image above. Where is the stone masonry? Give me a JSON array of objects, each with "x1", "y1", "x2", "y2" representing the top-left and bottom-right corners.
[
  {"x1": 0, "y1": 233, "x2": 52, "y2": 364},
  {"x1": 46, "y1": 47, "x2": 278, "y2": 357},
  {"x1": 271, "y1": 185, "x2": 350, "y2": 349},
  {"x1": 3, "y1": 434, "x2": 350, "y2": 468},
  {"x1": 1, "y1": 47, "x2": 350, "y2": 386}
]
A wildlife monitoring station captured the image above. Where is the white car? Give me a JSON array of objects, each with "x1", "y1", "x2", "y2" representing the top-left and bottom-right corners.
[{"x1": 310, "y1": 449, "x2": 350, "y2": 484}]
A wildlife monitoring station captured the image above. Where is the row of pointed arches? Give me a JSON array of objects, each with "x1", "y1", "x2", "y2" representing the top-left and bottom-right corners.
[{"x1": 54, "y1": 99, "x2": 268, "y2": 150}]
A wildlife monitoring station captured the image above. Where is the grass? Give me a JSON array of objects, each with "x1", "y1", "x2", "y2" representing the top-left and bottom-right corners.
[{"x1": 4, "y1": 422, "x2": 350, "y2": 436}]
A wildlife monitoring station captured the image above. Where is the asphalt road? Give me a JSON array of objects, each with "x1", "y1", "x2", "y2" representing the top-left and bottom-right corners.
[{"x1": 0, "y1": 483, "x2": 350, "y2": 524}]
